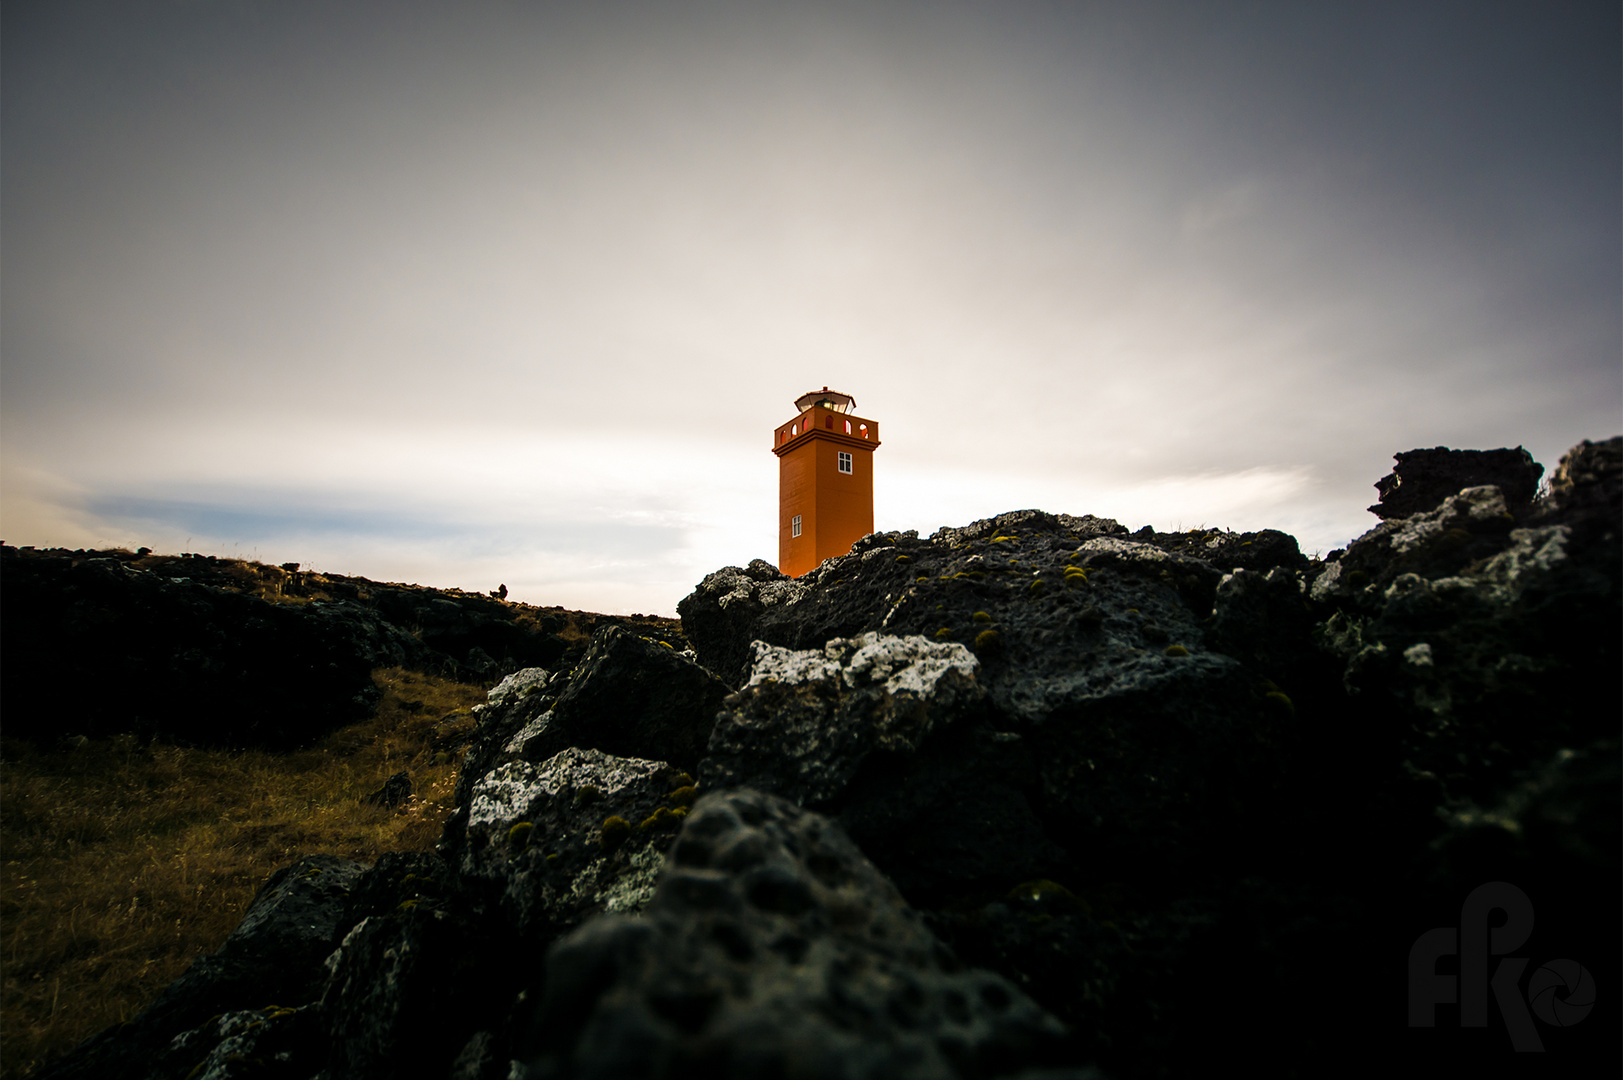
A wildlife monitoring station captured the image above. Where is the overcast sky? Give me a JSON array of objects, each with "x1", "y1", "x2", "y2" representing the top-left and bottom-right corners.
[{"x1": 4, "y1": 1, "x2": 1618, "y2": 614}]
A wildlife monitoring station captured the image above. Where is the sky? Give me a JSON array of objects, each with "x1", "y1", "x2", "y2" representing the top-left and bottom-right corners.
[{"x1": 3, "y1": 0, "x2": 1618, "y2": 615}]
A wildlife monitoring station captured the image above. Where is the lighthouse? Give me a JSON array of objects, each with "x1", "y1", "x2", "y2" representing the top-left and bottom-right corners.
[{"x1": 772, "y1": 387, "x2": 881, "y2": 577}]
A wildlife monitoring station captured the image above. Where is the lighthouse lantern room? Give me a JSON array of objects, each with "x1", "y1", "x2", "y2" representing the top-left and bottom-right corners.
[{"x1": 773, "y1": 387, "x2": 880, "y2": 578}]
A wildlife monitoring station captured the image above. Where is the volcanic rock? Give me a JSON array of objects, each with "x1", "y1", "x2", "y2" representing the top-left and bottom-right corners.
[
  {"x1": 1368, "y1": 445, "x2": 1543, "y2": 519},
  {"x1": 512, "y1": 788, "x2": 1071, "y2": 1080}
]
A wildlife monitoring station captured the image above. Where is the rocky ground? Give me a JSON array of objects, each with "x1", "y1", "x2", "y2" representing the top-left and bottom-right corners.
[{"x1": 26, "y1": 437, "x2": 1621, "y2": 1079}]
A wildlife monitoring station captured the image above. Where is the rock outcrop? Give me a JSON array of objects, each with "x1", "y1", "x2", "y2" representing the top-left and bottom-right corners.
[
  {"x1": 35, "y1": 438, "x2": 1621, "y2": 1080},
  {"x1": 1368, "y1": 445, "x2": 1543, "y2": 519}
]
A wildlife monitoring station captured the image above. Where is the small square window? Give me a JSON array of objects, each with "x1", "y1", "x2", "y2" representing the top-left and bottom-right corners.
[
  {"x1": 791, "y1": 515, "x2": 802, "y2": 537},
  {"x1": 838, "y1": 451, "x2": 852, "y2": 474}
]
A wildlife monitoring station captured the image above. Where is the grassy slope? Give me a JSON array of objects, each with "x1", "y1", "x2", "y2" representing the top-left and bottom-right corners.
[{"x1": 0, "y1": 667, "x2": 486, "y2": 1080}]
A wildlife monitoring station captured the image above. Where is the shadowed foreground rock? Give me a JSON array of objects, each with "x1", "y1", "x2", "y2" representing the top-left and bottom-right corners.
[
  {"x1": 514, "y1": 789, "x2": 1073, "y2": 1080},
  {"x1": 36, "y1": 438, "x2": 1620, "y2": 1080}
]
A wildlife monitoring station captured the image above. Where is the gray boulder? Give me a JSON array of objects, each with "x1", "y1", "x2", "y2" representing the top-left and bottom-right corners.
[
  {"x1": 513, "y1": 788, "x2": 1073, "y2": 1080},
  {"x1": 453, "y1": 746, "x2": 695, "y2": 939},
  {"x1": 1367, "y1": 445, "x2": 1543, "y2": 519},
  {"x1": 701, "y1": 632, "x2": 984, "y2": 806}
]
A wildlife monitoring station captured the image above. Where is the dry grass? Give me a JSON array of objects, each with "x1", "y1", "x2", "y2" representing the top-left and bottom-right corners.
[{"x1": 0, "y1": 667, "x2": 487, "y2": 1080}]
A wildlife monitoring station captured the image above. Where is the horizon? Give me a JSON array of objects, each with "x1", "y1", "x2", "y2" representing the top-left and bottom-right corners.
[{"x1": 4, "y1": 2, "x2": 1618, "y2": 616}]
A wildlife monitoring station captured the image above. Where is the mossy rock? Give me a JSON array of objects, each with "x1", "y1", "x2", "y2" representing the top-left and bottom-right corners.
[
  {"x1": 638, "y1": 806, "x2": 685, "y2": 832},
  {"x1": 972, "y1": 611, "x2": 992, "y2": 623},
  {"x1": 1164, "y1": 644, "x2": 1189, "y2": 657},
  {"x1": 974, "y1": 629, "x2": 1002, "y2": 654},
  {"x1": 508, "y1": 821, "x2": 535, "y2": 849},
  {"x1": 1006, "y1": 879, "x2": 1083, "y2": 911},
  {"x1": 667, "y1": 784, "x2": 698, "y2": 807},
  {"x1": 600, "y1": 815, "x2": 632, "y2": 851}
]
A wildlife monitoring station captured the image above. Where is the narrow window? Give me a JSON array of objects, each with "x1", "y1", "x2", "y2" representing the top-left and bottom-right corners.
[
  {"x1": 825, "y1": 416, "x2": 833, "y2": 429},
  {"x1": 838, "y1": 451, "x2": 852, "y2": 474},
  {"x1": 845, "y1": 420, "x2": 852, "y2": 434},
  {"x1": 792, "y1": 515, "x2": 803, "y2": 537}
]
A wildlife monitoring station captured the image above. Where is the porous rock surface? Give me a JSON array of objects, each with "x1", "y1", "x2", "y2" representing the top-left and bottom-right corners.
[
  {"x1": 514, "y1": 789, "x2": 1070, "y2": 1080},
  {"x1": 37, "y1": 438, "x2": 1621, "y2": 1080},
  {"x1": 1367, "y1": 444, "x2": 1544, "y2": 519},
  {"x1": 701, "y1": 632, "x2": 984, "y2": 805}
]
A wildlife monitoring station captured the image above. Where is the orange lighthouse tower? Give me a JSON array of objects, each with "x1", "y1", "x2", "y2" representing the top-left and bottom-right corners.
[{"x1": 773, "y1": 387, "x2": 880, "y2": 577}]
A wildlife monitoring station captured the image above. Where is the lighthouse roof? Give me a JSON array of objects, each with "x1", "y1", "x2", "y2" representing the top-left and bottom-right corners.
[{"x1": 794, "y1": 386, "x2": 855, "y2": 413}]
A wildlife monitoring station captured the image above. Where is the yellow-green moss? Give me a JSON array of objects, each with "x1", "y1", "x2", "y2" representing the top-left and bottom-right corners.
[
  {"x1": 1165, "y1": 645, "x2": 1189, "y2": 657},
  {"x1": 934, "y1": 627, "x2": 954, "y2": 640},
  {"x1": 1028, "y1": 579, "x2": 1045, "y2": 597},
  {"x1": 895, "y1": 554, "x2": 912, "y2": 563},
  {"x1": 599, "y1": 815, "x2": 632, "y2": 851},
  {"x1": 507, "y1": 821, "x2": 535, "y2": 849},
  {"x1": 672, "y1": 772, "x2": 695, "y2": 787},
  {"x1": 1264, "y1": 690, "x2": 1296, "y2": 717},
  {"x1": 1007, "y1": 879, "x2": 1078, "y2": 904},
  {"x1": 668, "y1": 784, "x2": 698, "y2": 807},
  {"x1": 972, "y1": 611, "x2": 992, "y2": 623},
  {"x1": 574, "y1": 784, "x2": 602, "y2": 806},
  {"x1": 638, "y1": 806, "x2": 683, "y2": 832},
  {"x1": 974, "y1": 629, "x2": 1002, "y2": 653}
]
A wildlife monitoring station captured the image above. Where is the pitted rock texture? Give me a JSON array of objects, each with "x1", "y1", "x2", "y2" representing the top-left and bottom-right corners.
[
  {"x1": 543, "y1": 625, "x2": 731, "y2": 770},
  {"x1": 487, "y1": 666, "x2": 553, "y2": 707},
  {"x1": 1368, "y1": 445, "x2": 1543, "y2": 519},
  {"x1": 34, "y1": 436, "x2": 1621, "y2": 1080},
  {"x1": 701, "y1": 633, "x2": 984, "y2": 806},
  {"x1": 1311, "y1": 485, "x2": 1522, "y2": 601},
  {"x1": 678, "y1": 510, "x2": 1312, "y2": 731},
  {"x1": 514, "y1": 789, "x2": 1069, "y2": 1080},
  {"x1": 456, "y1": 627, "x2": 728, "y2": 803},
  {"x1": 451, "y1": 746, "x2": 694, "y2": 937},
  {"x1": 675, "y1": 558, "x2": 810, "y2": 689}
]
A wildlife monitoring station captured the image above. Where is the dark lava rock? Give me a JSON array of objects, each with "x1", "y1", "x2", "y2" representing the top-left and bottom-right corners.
[
  {"x1": 364, "y1": 769, "x2": 414, "y2": 808},
  {"x1": 545, "y1": 625, "x2": 731, "y2": 772},
  {"x1": 34, "y1": 436, "x2": 1622, "y2": 1080},
  {"x1": 38, "y1": 854, "x2": 366, "y2": 1080},
  {"x1": 675, "y1": 558, "x2": 808, "y2": 691},
  {"x1": 450, "y1": 625, "x2": 729, "y2": 815},
  {"x1": 512, "y1": 788, "x2": 1074, "y2": 1080},
  {"x1": 1534, "y1": 435, "x2": 1623, "y2": 536},
  {"x1": 1368, "y1": 445, "x2": 1543, "y2": 520},
  {"x1": 447, "y1": 745, "x2": 694, "y2": 942},
  {"x1": 700, "y1": 632, "x2": 985, "y2": 806}
]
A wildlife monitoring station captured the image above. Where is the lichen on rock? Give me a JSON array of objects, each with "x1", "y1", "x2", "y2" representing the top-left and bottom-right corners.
[{"x1": 701, "y1": 632, "x2": 983, "y2": 806}]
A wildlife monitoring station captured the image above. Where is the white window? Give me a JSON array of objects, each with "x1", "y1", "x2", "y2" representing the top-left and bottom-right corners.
[
  {"x1": 791, "y1": 515, "x2": 802, "y2": 537},
  {"x1": 838, "y1": 451, "x2": 852, "y2": 474}
]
